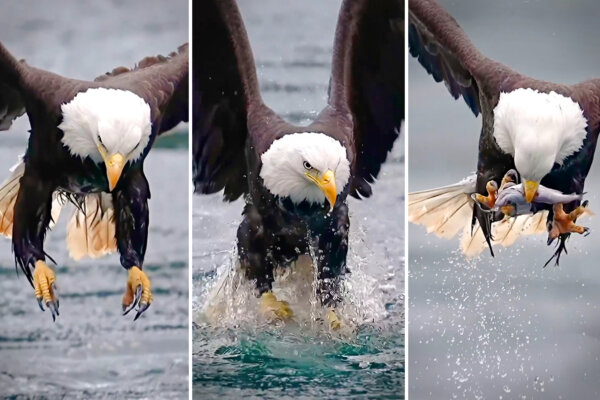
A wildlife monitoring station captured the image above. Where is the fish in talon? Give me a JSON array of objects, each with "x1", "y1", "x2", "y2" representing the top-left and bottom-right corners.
[
  {"x1": 494, "y1": 183, "x2": 584, "y2": 217},
  {"x1": 408, "y1": 0, "x2": 600, "y2": 261},
  {"x1": 499, "y1": 169, "x2": 519, "y2": 191}
]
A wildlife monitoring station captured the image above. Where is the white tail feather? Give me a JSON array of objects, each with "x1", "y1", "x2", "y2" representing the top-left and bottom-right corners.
[
  {"x1": 49, "y1": 192, "x2": 66, "y2": 230},
  {"x1": 408, "y1": 175, "x2": 476, "y2": 239},
  {"x1": 66, "y1": 193, "x2": 117, "y2": 260},
  {"x1": 460, "y1": 211, "x2": 549, "y2": 257},
  {"x1": 0, "y1": 159, "x2": 66, "y2": 238},
  {"x1": 461, "y1": 224, "x2": 486, "y2": 257},
  {"x1": 410, "y1": 174, "x2": 551, "y2": 257},
  {"x1": 0, "y1": 160, "x2": 24, "y2": 237},
  {"x1": 0, "y1": 160, "x2": 116, "y2": 259}
]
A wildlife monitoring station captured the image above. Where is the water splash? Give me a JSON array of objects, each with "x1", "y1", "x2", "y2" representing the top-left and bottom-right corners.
[{"x1": 194, "y1": 217, "x2": 390, "y2": 335}]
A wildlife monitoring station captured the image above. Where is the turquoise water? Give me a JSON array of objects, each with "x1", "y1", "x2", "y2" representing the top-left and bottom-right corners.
[
  {"x1": 192, "y1": 234, "x2": 404, "y2": 399},
  {"x1": 193, "y1": 324, "x2": 403, "y2": 398}
]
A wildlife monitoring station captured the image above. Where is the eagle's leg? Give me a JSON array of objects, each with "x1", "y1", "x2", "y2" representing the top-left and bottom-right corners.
[
  {"x1": 237, "y1": 204, "x2": 292, "y2": 321},
  {"x1": 113, "y1": 167, "x2": 152, "y2": 320},
  {"x1": 314, "y1": 203, "x2": 350, "y2": 330},
  {"x1": 548, "y1": 202, "x2": 590, "y2": 240},
  {"x1": 12, "y1": 171, "x2": 59, "y2": 320},
  {"x1": 474, "y1": 180, "x2": 498, "y2": 209},
  {"x1": 259, "y1": 291, "x2": 293, "y2": 321},
  {"x1": 545, "y1": 201, "x2": 590, "y2": 267}
]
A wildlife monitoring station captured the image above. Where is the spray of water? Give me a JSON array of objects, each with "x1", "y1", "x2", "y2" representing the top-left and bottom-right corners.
[{"x1": 193, "y1": 213, "x2": 390, "y2": 336}]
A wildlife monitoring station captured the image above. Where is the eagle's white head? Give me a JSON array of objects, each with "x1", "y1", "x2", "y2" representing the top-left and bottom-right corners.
[
  {"x1": 59, "y1": 88, "x2": 152, "y2": 191},
  {"x1": 260, "y1": 132, "x2": 351, "y2": 209},
  {"x1": 493, "y1": 88, "x2": 588, "y2": 202}
]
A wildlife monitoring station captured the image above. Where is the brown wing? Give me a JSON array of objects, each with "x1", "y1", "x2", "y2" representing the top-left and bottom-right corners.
[
  {"x1": 95, "y1": 44, "x2": 188, "y2": 136},
  {"x1": 0, "y1": 43, "x2": 27, "y2": 130},
  {"x1": 408, "y1": 0, "x2": 521, "y2": 116},
  {"x1": 1, "y1": 42, "x2": 94, "y2": 133},
  {"x1": 1, "y1": 40, "x2": 188, "y2": 137},
  {"x1": 326, "y1": 0, "x2": 405, "y2": 198},
  {"x1": 192, "y1": 0, "x2": 269, "y2": 201}
]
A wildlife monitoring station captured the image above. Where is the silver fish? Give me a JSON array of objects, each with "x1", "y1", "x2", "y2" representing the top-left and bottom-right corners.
[{"x1": 495, "y1": 183, "x2": 583, "y2": 216}]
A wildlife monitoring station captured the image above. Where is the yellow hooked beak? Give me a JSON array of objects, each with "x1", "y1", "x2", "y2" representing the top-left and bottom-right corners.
[
  {"x1": 524, "y1": 180, "x2": 540, "y2": 203},
  {"x1": 306, "y1": 169, "x2": 337, "y2": 210},
  {"x1": 99, "y1": 149, "x2": 126, "y2": 191}
]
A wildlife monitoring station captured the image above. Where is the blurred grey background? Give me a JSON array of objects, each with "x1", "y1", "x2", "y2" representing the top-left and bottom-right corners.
[
  {"x1": 0, "y1": 1, "x2": 189, "y2": 399},
  {"x1": 409, "y1": 0, "x2": 600, "y2": 398}
]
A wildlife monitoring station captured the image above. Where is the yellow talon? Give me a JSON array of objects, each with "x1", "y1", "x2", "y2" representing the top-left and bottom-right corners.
[
  {"x1": 260, "y1": 291, "x2": 293, "y2": 321},
  {"x1": 326, "y1": 309, "x2": 342, "y2": 330},
  {"x1": 122, "y1": 266, "x2": 152, "y2": 320},
  {"x1": 549, "y1": 203, "x2": 591, "y2": 240},
  {"x1": 500, "y1": 205, "x2": 515, "y2": 218},
  {"x1": 33, "y1": 260, "x2": 59, "y2": 320},
  {"x1": 475, "y1": 180, "x2": 498, "y2": 209}
]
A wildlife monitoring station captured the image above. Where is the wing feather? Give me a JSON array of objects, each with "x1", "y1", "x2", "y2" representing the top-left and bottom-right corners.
[
  {"x1": 95, "y1": 44, "x2": 189, "y2": 136},
  {"x1": 192, "y1": 0, "x2": 265, "y2": 200},
  {"x1": 66, "y1": 193, "x2": 117, "y2": 261},
  {"x1": 326, "y1": 0, "x2": 404, "y2": 198},
  {"x1": 408, "y1": 0, "x2": 520, "y2": 115}
]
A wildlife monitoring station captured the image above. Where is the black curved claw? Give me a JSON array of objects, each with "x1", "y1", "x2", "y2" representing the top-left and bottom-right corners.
[
  {"x1": 37, "y1": 297, "x2": 44, "y2": 312},
  {"x1": 51, "y1": 283, "x2": 59, "y2": 310},
  {"x1": 123, "y1": 285, "x2": 142, "y2": 316},
  {"x1": 544, "y1": 234, "x2": 569, "y2": 268},
  {"x1": 583, "y1": 227, "x2": 591, "y2": 237},
  {"x1": 483, "y1": 212, "x2": 495, "y2": 257},
  {"x1": 133, "y1": 302, "x2": 151, "y2": 321},
  {"x1": 47, "y1": 301, "x2": 59, "y2": 322},
  {"x1": 473, "y1": 201, "x2": 495, "y2": 257}
]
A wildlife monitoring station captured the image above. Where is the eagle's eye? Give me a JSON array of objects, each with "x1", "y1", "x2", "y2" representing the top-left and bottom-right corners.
[{"x1": 303, "y1": 161, "x2": 312, "y2": 170}]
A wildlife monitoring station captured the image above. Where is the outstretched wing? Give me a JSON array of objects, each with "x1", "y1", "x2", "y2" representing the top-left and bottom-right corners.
[
  {"x1": 327, "y1": 0, "x2": 405, "y2": 198},
  {"x1": 193, "y1": 0, "x2": 271, "y2": 201},
  {"x1": 95, "y1": 44, "x2": 189, "y2": 136},
  {"x1": 1, "y1": 41, "x2": 188, "y2": 136},
  {"x1": 408, "y1": 0, "x2": 519, "y2": 116},
  {"x1": 0, "y1": 43, "x2": 27, "y2": 130}
]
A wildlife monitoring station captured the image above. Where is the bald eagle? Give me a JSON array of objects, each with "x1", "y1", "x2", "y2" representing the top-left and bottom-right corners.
[
  {"x1": 407, "y1": 0, "x2": 598, "y2": 265},
  {"x1": 193, "y1": 0, "x2": 403, "y2": 327},
  {"x1": 0, "y1": 42, "x2": 188, "y2": 320}
]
